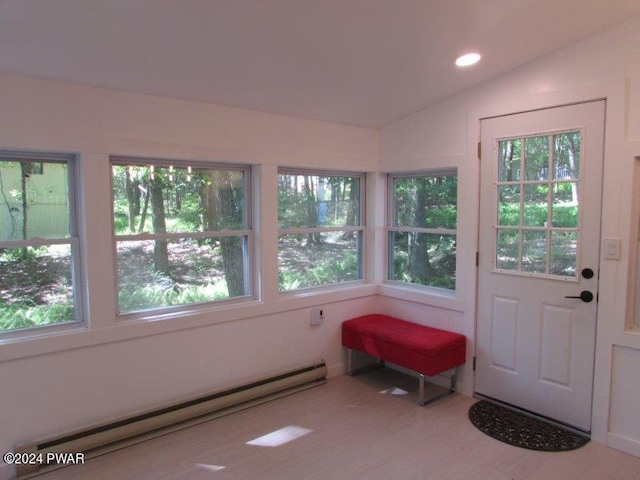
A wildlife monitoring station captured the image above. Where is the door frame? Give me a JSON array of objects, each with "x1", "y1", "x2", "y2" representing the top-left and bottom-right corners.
[{"x1": 467, "y1": 80, "x2": 626, "y2": 444}]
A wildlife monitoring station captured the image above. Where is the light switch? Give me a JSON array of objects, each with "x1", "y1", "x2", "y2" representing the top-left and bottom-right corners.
[{"x1": 604, "y1": 238, "x2": 621, "y2": 260}]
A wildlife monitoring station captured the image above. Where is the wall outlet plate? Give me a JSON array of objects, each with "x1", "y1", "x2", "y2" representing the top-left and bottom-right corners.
[
  {"x1": 604, "y1": 237, "x2": 621, "y2": 260},
  {"x1": 310, "y1": 307, "x2": 324, "y2": 326}
]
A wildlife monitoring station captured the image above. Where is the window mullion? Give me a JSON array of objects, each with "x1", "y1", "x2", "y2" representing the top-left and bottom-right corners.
[
  {"x1": 115, "y1": 230, "x2": 252, "y2": 242},
  {"x1": 279, "y1": 226, "x2": 363, "y2": 236}
]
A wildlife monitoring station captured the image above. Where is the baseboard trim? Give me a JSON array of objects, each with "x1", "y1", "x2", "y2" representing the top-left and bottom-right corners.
[{"x1": 607, "y1": 432, "x2": 640, "y2": 458}]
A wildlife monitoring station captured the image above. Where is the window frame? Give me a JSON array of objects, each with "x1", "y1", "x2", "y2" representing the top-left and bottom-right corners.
[
  {"x1": 0, "y1": 151, "x2": 84, "y2": 338},
  {"x1": 111, "y1": 157, "x2": 254, "y2": 317},
  {"x1": 277, "y1": 168, "x2": 366, "y2": 293},
  {"x1": 386, "y1": 168, "x2": 458, "y2": 294}
]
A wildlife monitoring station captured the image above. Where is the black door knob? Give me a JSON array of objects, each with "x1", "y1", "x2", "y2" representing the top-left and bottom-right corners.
[
  {"x1": 581, "y1": 268, "x2": 594, "y2": 279},
  {"x1": 564, "y1": 290, "x2": 594, "y2": 303}
]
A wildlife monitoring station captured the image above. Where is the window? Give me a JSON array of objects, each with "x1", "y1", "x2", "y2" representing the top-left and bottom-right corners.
[
  {"x1": 387, "y1": 170, "x2": 458, "y2": 291},
  {"x1": 277, "y1": 170, "x2": 364, "y2": 292},
  {"x1": 495, "y1": 133, "x2": 580, "y2": 276},
  {"x1": 0, "y1": 152, "x2": 81, "y2": 333},
  {"x1": 112, "y1": 159, "x2": 251, "y2": 315}
]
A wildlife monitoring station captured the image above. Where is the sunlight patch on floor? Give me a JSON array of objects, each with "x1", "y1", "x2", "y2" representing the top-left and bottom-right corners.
[
  {"x1": 380, "y1": 387, "x2": 409, "y2": 396},
  {"x1": 246, "y1": 426, "x2": 313, "y2": 447},
  {"x1": 195, "y1": 464, "x2": 226, "y2": 472}
]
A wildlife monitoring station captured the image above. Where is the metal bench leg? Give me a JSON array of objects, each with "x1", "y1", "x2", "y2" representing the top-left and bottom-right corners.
[
  {"x1": 345, "y1": 348, "x2": 385, "y2": 376},
  {"x1": 347, "y1": 348, "x2": 354, "y2": 375},
  {"x1": 419, "y1": 374, "x2": 427, "y2": 405},
  {"x1": 449, "y1": 366, "x2": 458, "y2": 393},
  {"x1": 418, "y1": 367, "x2": 459, "y2": 406}
]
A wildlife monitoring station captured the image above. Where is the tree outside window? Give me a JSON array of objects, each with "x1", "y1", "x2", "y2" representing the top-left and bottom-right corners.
[
  {"x1": 0, "y1": 154, "x2": 80, "y2": 333},
  {"x1": 278, "y1": 170, "x2": 364, "y2": 292},
  {"x1": 112, "y1": 159, "x2": 251, "y2": 315},
  {"x1": 388, "y1": 170, "x2": 458, "y2": 291}
]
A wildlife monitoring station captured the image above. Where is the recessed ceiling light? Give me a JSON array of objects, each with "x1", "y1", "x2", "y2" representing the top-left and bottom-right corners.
[{"x1": 455, "y1": 53, "x2": 481, "y2": 67}]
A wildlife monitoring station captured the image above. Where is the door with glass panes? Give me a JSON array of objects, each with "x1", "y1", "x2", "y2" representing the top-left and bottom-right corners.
[{"x1": 476, "y1": 101, "x2": 604, "y2": 432}]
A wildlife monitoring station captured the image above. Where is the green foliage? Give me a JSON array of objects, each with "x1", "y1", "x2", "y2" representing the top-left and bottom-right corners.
[
  {"x1": 393, "y1": 175, "x2": 457, "y2": 228},
  {"x1": 112, "y1": 164, "x2": 246, "y2": 235},
  {"x1": 391, "y1": 233, "x2": 456, "y2": 290},
  {"x1": 277, "y1": 174, "x2": 360, "y2": 229},
  {"x1": 113, "y1": 212, "x2": 129, "y2": 234},
  {"x1": 0, "y1": 246, "x2": 47, "y2": 262},
  {"x1": 499, "y1": 203, "x2": 577, "y2": 227},
  {"x1": 278, "y1": 270, "x2": 302, "y2": 291},
  {"x1": 278, "y1": 235, "x2": 360, "y2": 291},
  {"x1": 0, "y1": 301, "x2": 74, "y2": 331},
  {"x1": 118, "y1": 278, "x2": 229, "y2": 313}
]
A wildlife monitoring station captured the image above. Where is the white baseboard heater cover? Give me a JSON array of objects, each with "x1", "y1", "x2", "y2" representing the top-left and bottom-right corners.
[{"x1": 16, "y1": 360, "x2": 327, "y2": 479}]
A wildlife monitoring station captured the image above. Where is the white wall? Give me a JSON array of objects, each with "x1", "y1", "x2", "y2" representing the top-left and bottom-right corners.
[
  {"x1": 381, "y1": 16, "x2": 640, "y2": 454},
  {"x1": 0, "y1": 73, "x2": 380, "y2": 479}
]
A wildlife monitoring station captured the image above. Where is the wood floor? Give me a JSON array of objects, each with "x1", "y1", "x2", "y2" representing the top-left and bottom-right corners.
[{"x1": 37, "y1": 369, "x2": 640, "y2": 480}]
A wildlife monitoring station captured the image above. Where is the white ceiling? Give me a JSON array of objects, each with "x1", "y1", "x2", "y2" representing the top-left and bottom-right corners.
[{"x1": 1, "y1": 0, "x2": 639, "y2": 128}]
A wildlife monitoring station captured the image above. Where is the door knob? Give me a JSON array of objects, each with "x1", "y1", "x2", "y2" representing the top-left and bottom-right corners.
[
  {"x1": 581, "y1": 268, "x2": 594, "y2": 279},
  {"x1": 564, "y1": 290, "x2": 594, "y2": 303}
]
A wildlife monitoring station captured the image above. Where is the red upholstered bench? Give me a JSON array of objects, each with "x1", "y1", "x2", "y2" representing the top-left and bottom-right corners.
[{"x1": 342, "y1": 314, "x2": 466, "y2": 405}]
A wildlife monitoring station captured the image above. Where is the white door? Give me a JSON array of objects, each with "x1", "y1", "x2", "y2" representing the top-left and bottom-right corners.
[{"x1": 476, "y1": 101, "x2": 604, "y2": 432}]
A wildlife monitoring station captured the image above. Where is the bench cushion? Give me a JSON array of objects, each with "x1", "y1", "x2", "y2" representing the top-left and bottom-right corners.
[{"x1": 342, "y1": 314, "x2": 466, "y2": 376}]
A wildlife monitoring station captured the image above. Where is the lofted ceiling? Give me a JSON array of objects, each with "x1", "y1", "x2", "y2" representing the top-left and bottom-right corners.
[{"x1": 0, "y1": 0, "x2": 639, "y2": 128}]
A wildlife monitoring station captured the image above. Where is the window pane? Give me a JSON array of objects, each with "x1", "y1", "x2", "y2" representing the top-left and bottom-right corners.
[
  {"x1": 524, "y1": 136, "x2": 549, "y2": 181},
  {"x1": 117, "y1": 237, "x2": 249, "y2": 314},
  {"x1": 553, "y1": 132, "x2": 580, "y2": 180},
  {"x1": 112, "y1": 164, "x2": 246, "y2": 235},
  {"x1": 392, "y1": 175, "x2": 457, "y2": 229},
  {"x1": 278, "y1": 232, "x2": 361, "y2": 291},
  {"x1": 389, "y1": 231, "x2": 456, "y2": 290},
  {"x1": 498, "y1": 139, "x2": 521, "y2": 182},
  {"x1": 498, "y1": 185, "x2": 520, "y2": 226},
  {"x1": 0, "y1": 160, "x2": 69, "y2": 240},
  {"x1": 523, "y1": 184, "x2": 549, "y2": 227},
  {"x1": 551, "y1": 231, "x2": 577, "y2": 277},
  {"x1": 0, "y1": 245, "x2": 75, "y2": 331},
  {"x1": 277, "y1": 174, "x2": 360, "y2": 229},
  {"x1": 552, "y1": 184, "x2": 579, "y2": 227},
  {"x1": 522, "y1": 230, "x2": 548, "y2": 274},
  {"x1": 496, "y1": 229, "x2": 519, "y2": 271}
]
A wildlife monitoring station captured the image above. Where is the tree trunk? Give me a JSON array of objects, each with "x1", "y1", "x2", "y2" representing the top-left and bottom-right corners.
[
  {"x1": 202, "y1": 171, "x2": 246, "y2": 297},
  {"x1": 125, "y1": 168, "x2": 140, "y2": 232},
  {"x1": 149, "y1": 176, "x2": 170, "y2": 277},
  {"x1": 504, "y1": 140, "x2": 515, "y2": 182},
  {"x1": 566, "y1": 134, "x2": 579, "y2": 203},
  {"x1": 138, "y1": 180, "x2": 150, "y2": 233},
  {"x1": 342, "y1": 178, "x2": 358, "y2": 240},
  {"x1": 407, "y1": 181, "x2": 435, "y2": 283},
  {"x1": 303, "y1": 175, "x2": 318, "y2": 244},
  {"x1": 20, "y1": 162, "x2": 29, "y2": 241},
  {"x1": 19, "y1": 162, "x2": 30, "y2": 259}
]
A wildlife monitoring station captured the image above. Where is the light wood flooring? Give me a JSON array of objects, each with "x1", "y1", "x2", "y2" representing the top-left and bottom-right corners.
[{"x1": 36, "y1": 369, "x2": 640, "y2": 480}]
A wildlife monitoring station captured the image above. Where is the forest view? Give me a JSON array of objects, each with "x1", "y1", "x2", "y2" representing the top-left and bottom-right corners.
[
  {"x1": 277, "y1": 173, "x2": 362, "y2": 291},
  {"x1": 389, "y1": 172, "x2": 458, "y2": 290},
  {"x1": 112, "y1": 162, "x2": 250, "y2": 314}
]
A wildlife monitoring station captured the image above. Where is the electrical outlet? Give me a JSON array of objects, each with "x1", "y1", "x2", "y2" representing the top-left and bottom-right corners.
[{"x1": 310, "y1": 307, "x2": 325, "y2": 326}]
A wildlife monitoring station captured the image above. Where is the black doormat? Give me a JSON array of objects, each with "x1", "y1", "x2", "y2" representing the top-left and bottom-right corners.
[{"x1": 468, "y1": 400, "x2": 589, "y2": 452}]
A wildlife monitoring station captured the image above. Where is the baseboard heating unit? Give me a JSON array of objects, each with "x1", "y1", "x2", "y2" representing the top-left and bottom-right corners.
[{"x1": 15, "y1": 360, "x2": 327, "y2": 479}]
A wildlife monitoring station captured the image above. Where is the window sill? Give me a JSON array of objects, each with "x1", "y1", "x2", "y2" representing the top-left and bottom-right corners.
[
  {"x1": 378, "y1": 283, "x2": 463, "y2": 312},
  {"x1": 0, "y1": 284, "x2": 378, "y2": 362}
]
